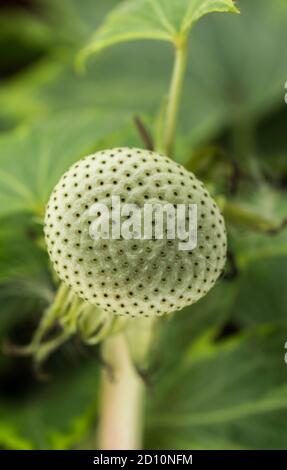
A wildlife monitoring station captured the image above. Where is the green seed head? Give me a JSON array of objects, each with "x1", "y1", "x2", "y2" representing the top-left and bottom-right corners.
[{"x1": 44, "y1": 148, "x2": 227, "y2": 317}]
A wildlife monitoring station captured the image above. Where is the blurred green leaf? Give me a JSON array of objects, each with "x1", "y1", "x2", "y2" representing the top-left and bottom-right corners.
[
  {"x1": 0, "y1": 10, "x2": 52, "y2": 79},
  {"x1": 0, "y1": 360, "x2": 100, "y2": 449},
  {"x1": 147, "y1": 327, "x2": 287, "y2": 449},
  {"x1": 228, "y1": 186, "x2": 287, "y2": 266},
  {"x1": 153, "y1": 279, "x2": 237, "y2": 372},
  {"x1": 0, "y1": 214, "x2": 52, "y2": 333},
  {"x1": 179, "y1": 0, "x2": 287, "y2": 145},
  {"x1": 0, "y1": 110, "x2": 130, "y2": 218},
  {"x1": 232, "y1": 257, "x2": 287, "y2": 327},
  {"x1": 78, "y1": 0, "x2": 238, "y2": 66},
  {"x1": 41, "y1": 0, "x2": 119, "y2": 43},
  {"x1": 0, "y1": 215, "x2": 47, "y2": 283},
  {"x1": 256, "y1": 108, "x2": 287, "y2": 185}
]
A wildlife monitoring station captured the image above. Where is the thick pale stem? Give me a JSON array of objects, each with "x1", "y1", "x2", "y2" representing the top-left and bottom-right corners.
[
  {"x1": 99, "y1": 333, "x2": 144, "y2": 450},
  {"x1": 164, "y1": 38, "x2": 188, "y2": 157}
]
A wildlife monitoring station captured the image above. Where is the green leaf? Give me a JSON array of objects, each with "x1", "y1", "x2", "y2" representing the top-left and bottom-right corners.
[
  {"x1": 78, "y1": 0, "x2": 239, "y2": 66},
  {"x1": 0, "y1": 360, "x2": 100, "y2": 449},
  {"x1": 1, "y1": 1, "x2": 286, "y2": 149},
  {"x1": 0, "y1": 214, "x2": 53, "y2": 334},
  {"x1": 232, "y1": 257, "x2": 287, "y2": 327},
  {"x1": 154, "y1": 279, "x2": 237, "y2": 370},
  {"x1": 45, "y1": 0, "x2": 119, "y2": 43},
  {"x1": 147, "y1": 327, "x2": 287, "y2": 449},
  {"x1": 255, "y1": 109, "x2": 287, "y2": 184},
  {"x1": 0, "y1": 426, "x2": 33, "y2": 450},
  {"x1": 0, "y1": 110, "x2": 130, "y2": 218},
  {"x1": 227, "y1": 186, "x2": 287, "y2": 266},
  {"x1": 0, "y1": 10, "x2": 53, "y2": 79},
  {"x1": 0, "y1": 215, "x2": 47, "y2": 282}
]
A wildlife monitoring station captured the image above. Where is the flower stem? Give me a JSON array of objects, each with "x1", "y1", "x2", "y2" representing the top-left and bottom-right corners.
[
  {"x1": 98, "y1": 317, "x2": 156, "y2": 449},
  {"x1": 164, "y1": 37, "x2": 188, "y2": 157},
  {"x1": 98, "y1": 333, "x2": 144, "y2": 450}
]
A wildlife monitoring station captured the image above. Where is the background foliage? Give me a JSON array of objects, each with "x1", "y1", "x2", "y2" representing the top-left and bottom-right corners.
[{"x1": 0, "y1": 0, "x2": 287, "y2": 450}]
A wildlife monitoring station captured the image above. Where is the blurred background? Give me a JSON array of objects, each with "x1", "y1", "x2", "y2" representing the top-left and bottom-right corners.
[{"x1": 0, "y1": 0, "x2": 287, "y2": 450}]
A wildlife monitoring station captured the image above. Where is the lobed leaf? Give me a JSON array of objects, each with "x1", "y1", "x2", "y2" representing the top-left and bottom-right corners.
[
  {"x1": 1, "y1": 1, "x2": 286, "y2": 149},
  {"x1": 78, "y1": 0, "x2": 239, "y2": 67}
]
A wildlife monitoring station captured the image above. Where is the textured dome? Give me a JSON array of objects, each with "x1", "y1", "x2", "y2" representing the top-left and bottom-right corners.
[{"x1": 44, "y1": 148, "x2": 227, "y2": 317}]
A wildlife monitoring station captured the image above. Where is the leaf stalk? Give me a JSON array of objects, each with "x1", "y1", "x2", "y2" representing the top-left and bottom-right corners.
[{"x1": 163, "y1": 37, "x2": 188, "y2": 157}]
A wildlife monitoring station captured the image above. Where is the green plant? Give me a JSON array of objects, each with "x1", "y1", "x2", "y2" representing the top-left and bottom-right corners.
[
  {"x1": 2, "y1": 0, "x2": 287, "y2": 452},
  {"x1": 34, "y1": 144, "x2": 226, "y2": 447},
  {"x1": 27, "y1": 0, "x2": 236, "y2": 450},
  {"x1": 78, "y1": 0, "x2": 239, "y2": 157}
]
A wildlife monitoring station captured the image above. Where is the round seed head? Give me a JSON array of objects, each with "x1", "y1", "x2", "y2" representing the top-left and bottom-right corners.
[{"x1": 44, "y1": 148, "x2": 227, "y2": 317}]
